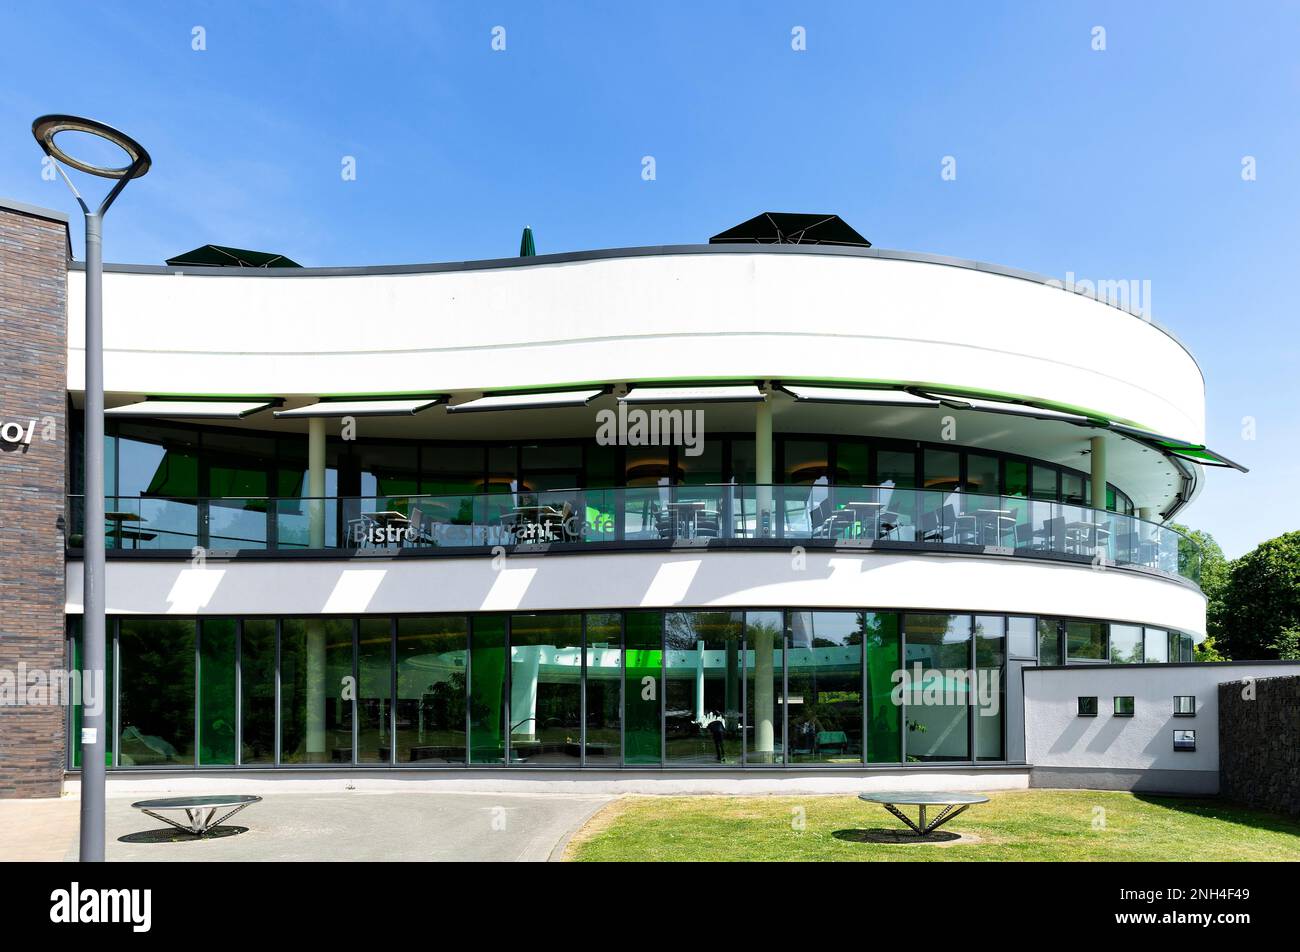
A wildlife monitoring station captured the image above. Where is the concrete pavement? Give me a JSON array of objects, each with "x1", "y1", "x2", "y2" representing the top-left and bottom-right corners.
[{"x1": 0, "y1": 791, "x2": 612, "y2": 862}]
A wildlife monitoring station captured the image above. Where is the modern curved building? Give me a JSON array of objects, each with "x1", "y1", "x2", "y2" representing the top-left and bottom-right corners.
[{"x1": 0, "y1": 199, "x2": 1258, "y2": 797}]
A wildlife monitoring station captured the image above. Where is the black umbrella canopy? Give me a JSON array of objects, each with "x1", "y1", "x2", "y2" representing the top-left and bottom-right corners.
[
  {"x1": 165, "y1": 244, "x2": 301, "y2": 268},
  {"x1": 709, "y1": 212, "x2": 871, "y2": 248}
]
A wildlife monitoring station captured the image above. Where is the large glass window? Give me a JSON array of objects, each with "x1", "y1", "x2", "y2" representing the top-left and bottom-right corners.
[
  {"x1": 974, "y1": 615, "x2": 1005, "y2": 761},
  {"x1": 1144, "y1": 627, "x2": 1169, "y2": 663},
  {"x1": 509, "y1": 613, "x2": 582, "y2": 766},
  {"x1": 1038, "y1": 618, "x2": 1062, "y2": 665},
  {"x1": 1066, "y1": 620, "x2": 1107, "y2": 661},
  {"x1": 1109, "y1": 625, "x2": 1144, "y2": 664},
  {"x1": 865, "y1": 612, "x2": 901, "y2": 763},
  {"x1": 624, "y1": 611, "x2": 663, "y2": 765},
  {"x1": 118, "y1": 618, "x2": 196, "y2": 766},
  {"x1": 665, "y1": 611, "x2": 742, "y2": 765},
  {"x1": 280, "y1": 618, "x2": 353, "y2": 764},
  {"x1": 396, "y1": 616, "x2": 467, "y2": 764},
  {"x1": 584, "y1": 613, "x2": 622, "y2": 764},
  {"x1": 469, "y1": 616, "x2": 508, "y2": 764},
  {"x1": 68, "y1": 616, "x2": 113, "y2": 769},
  {"x1": 240, "y1": 619, "x2": 276, "y2": 764},
  {"x1": 358, "y1": 618, "x2": 392, "y2": 764},
  {"x1": 788, "y1": 611, "x2": 863, "y2": 764},
  {"x1": 903, "y1": 614, "x2": 971, "y2": 762},
  {"x1": 744, "y1": 611, "x2": 785, "y2": 764},
  {"x1": 198, "y1": 618, "x2": 237, "y2": 765},
  {"x1": 1007, "y1": 616, "x2": 1037, "y2": 659}
]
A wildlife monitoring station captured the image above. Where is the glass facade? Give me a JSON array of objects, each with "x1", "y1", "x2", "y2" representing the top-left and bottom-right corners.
[
  {"x1": 67, "y1": 609, "x2": 1199, "y2": 770},
  {"x1": 72, "y1": 415, "x2": 1180, "y2": 577}
]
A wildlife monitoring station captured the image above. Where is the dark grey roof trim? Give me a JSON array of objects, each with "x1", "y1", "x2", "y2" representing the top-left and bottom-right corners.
[{"x1": 69, "y1": 242, "x2": 1202, "y2": 377}]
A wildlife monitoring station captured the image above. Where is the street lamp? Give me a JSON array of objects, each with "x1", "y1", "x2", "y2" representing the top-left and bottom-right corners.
[{"x1": 33, "y1": 114, "x2": 151, "y2": 863}]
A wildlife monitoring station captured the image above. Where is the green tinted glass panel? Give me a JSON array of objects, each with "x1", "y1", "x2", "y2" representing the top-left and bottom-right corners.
[
  {"x1": 469, "y1": 616, "x2": 507, "y2": 764},
  {"x1": 198, "y1": 618, "x2": 237, "y2": 765},
  {"x1": 744, "y1": 611, "x2": 784, "y2": 765},
  {"x1": 974, "y1": 615, "x2": 1005, "y2": 761},
  {"x1": 509, "y1": 614, "x2": 582, "y2": 766},
  {"x1": 280, "y1": 618, "x2": 353, "y2": 764},
  {"x1": 865, "y1": 612, "x2": 901, "y2": 763},
  {"x1": 903, "y1": 614, "x2": 971, "y2": 762},
  {"x1": 241, "y1": 619, "x2": 276, "y2": 764},
  {"x1": 836, "y1": 441, "x2": 869, "y2": 484},
  {"x1": 118, "y1": 618, "x2": 196, "y2": 766},
  {"x1": 1038, "y1": 618, "x2": 1062, "y2": 664},
  {"x1": 69, "y1": 616, "x2": 113, "y2": 768},
  {"x1": 1067, "y1": 620, "x2": 1107, "y2": 660},
  {"x1": 665, "y1": 611, "x2": 742, "y2": 765},
  {"x1": 396, "y1": 616, "x2": 467, "y2": 764},
  {"x1": 623, "y1": 610, "x2": 662, "y2": 765},
  {"x1": 966, "y1": 453, "x2": 1000, "y2": 495},
  {"x1": 789, "y1": 611, "x2": 863, "y2": 764},
  {"x1": 1031, "y1": 465, "x2": 1058, "y2": 501},
  {"x1": 358, "y1": 618, "x2": 391, "y2": 764},
  {"x1": 584, "y1": 613, "x2": 622, "y2": 763},
  {"x1": 1004, "y1": 460, "x2": 1029, "y2": 498}
]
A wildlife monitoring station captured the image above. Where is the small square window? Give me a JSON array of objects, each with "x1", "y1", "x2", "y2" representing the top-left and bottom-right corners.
[
  {"x1": 1174, "y1": 696, "x2": 1196, "y2": 716},
  {"x1": 1114, "y1": 696, "x2": 1135, "y2": 717},
  {"x1": 1077, "y1": 696, "x2": 1098, "y2": 716},
  {"x1": 1173, "y1": 729, "x2": 1196, "y2": 751}
]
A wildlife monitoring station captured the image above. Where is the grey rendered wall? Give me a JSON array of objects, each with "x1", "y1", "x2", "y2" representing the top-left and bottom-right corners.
[{"x1": 1023, "y1": 662, "x2": 1300, "y2": 795}]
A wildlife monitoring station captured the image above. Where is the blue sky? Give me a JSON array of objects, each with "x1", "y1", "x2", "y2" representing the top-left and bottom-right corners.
[{"x1": 2, "y1": 1, "x2": 1296, "y2": 557}]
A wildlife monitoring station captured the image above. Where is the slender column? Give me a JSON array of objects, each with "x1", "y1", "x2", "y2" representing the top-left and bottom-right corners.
[
  {"x1": 755, "y1": 391, "x2": 773, "y2": 537},
  {"x1": 308, "y1": 417, "x2": 326, "y2": 547},
  {"x1": 752, "y1": 625, "x2": 775, "y2": 763},
  {"x1": 80, "y1": 212, "x2": 106, "y2": 862},
  {"x1": 1089, "y1": 436, "x2": 1107, "y2": 509},
  {"x1": 694, "y1": 639, "x2": 705, "y2": 722}
]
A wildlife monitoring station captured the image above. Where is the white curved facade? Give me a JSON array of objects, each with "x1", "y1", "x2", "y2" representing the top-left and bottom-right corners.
[
  {"x1": 70, "y1": 247, "x2": 1204, "y2": 442},
  {"x1": 67, "y1": 550, "x2": 1208, "y2": 637}
]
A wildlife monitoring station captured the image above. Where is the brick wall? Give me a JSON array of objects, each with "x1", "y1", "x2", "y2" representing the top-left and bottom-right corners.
[
  {"x1": 1218, "y1": 675, "x2": 1300, "y2": 817},
  {"x1": 0, "y1": 200, "x2": 69, "y2": 798}
]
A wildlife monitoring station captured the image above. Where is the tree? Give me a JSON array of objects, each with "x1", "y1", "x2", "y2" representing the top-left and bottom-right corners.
[
  {"x1": 1220, "y1": 531, "x2": 1300, "y2": 660},
  {"x1": 1169, "y1": 524, "x2": 1230, "y2": 655},
  {"x1": 1271, "y1": 626, "x2": 1300, "y2": 661}
]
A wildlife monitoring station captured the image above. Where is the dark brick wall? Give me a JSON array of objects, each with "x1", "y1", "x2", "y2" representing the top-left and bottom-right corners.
[
  {"x1": 0, "y1": 201, "x2": 68, "y2": 798},
  {"x1": 1218, "y1": 675, "x2": 1300, "y2": 817}
]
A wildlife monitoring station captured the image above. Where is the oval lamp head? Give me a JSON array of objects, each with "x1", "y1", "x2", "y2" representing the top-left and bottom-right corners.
[{"x1": 32, "y1": 114, "x2": 151, "y2": 179}]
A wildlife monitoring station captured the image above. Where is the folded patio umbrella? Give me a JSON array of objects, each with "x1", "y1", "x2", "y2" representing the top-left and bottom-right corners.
[
  {"x1": 165, "y1": 244, "x2": 301, "y2": 268},
  {"x1": 709, "y1": 212, "x2": 871, "y2": 247}
]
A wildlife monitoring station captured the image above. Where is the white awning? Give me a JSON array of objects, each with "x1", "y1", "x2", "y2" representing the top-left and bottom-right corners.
[
  {"x1": 621, "y1": 385, "x2": 764, "y2": 403},
  {"x1": 780, "y1": 385, "x2": 940, "y2": 407},
  {"x1": 275, "y1": 398, "x2": 442, "y2": 418},
  {"x1": 445, "y1": 389, "x2": 605, "y2": 413},
  {"x1": 106, "y1": 400, "x2": 274, "y2": 419}
]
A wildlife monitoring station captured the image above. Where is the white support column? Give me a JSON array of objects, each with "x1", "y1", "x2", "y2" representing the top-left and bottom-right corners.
[
  {"x1": 755, "y1": 389, "x2": 773, "y2": 537},
  {"x1": 694, "y1": 639, "x2": 706, "y2": 722},
  {"x1": 308, "y1": 417, "x2": 326, "y2": 547},
  {"x1": 1089, "y1": 436, "x2": 1107, "y2": 509}
]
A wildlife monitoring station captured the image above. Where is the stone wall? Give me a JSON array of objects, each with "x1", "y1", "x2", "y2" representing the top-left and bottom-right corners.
[
  {"x1": 1218, "y1": 675, "x2": 1300, "y2": 817},
  {"x1": 0, "y1": 199, "x2": 69, "y2": 798}
]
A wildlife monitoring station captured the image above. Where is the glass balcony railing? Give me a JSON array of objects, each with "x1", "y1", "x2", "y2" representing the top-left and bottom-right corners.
[{"x1": 65, "y1": 484, "x2": 1202, "y2": 585}]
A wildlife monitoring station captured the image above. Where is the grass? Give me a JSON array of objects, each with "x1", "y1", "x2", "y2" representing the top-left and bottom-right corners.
[{"x1": 564, "y1": 789, "x2": 1300, "y2": 862}]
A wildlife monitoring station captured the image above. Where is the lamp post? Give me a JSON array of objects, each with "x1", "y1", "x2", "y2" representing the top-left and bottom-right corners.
[{"x1": 32, "y1": 115, "x2": 151, "y2": 863}]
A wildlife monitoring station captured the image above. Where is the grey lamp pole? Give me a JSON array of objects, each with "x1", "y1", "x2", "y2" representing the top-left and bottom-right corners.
[{"x1": 32, "y1": 115, "x2": 151, "y2": 863}]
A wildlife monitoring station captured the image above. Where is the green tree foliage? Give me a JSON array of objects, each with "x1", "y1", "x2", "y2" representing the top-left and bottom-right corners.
[
  {"x1": 1169, "y1": 524, "x2": 1230, "y2": 656},
  {"x1": 1220, "y1": 530, "x2": 1300, "y2": 660},
  {"x1": 1270, "y1": 626, "x2": 1300, "y2": 661}
]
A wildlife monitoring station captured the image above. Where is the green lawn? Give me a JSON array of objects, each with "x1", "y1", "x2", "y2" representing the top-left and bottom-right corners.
[{"x1": 565, "y1": 790, "x2": 1300, "y2": 862}]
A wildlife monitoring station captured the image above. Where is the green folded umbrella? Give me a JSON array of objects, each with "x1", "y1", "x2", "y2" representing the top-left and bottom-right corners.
[{"x1": 519, "y1": 226, "x2": 536, "y2": 257}]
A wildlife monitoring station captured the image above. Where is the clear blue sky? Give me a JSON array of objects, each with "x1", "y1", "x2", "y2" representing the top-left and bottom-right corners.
[{"x1": 2, "y1": 1, "x2": 1295, "y2": 558}]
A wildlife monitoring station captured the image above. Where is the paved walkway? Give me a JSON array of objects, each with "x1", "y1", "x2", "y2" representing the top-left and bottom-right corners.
[{"x1": 0, "y1": 792, "x2": 611, "y2": 862}]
